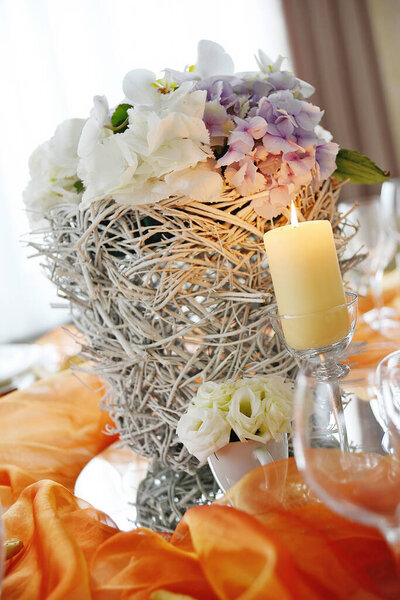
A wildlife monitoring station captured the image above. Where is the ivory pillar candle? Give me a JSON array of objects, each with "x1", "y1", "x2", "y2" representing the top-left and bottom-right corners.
[{"x1": 264, "y1": 219, "x2": 349, "y2": 350}]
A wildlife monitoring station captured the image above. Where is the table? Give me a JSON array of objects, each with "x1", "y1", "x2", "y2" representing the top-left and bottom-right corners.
[{"x1": 2, "y1": 322, "x2": 400, "y2": 599}]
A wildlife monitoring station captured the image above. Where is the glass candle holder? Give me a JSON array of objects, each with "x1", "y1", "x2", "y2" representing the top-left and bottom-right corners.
[
  {"x1": 267, "y1": 291, "x2": 358, "y2": 381},
  {"x1": 267, "y1": 292, "x2": 358, "y2": 452}
]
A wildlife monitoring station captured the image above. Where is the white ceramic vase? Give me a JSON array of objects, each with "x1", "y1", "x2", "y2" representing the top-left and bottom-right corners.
[{"x1": 207, "y1": 435, "x2": 288, "y2": 493}]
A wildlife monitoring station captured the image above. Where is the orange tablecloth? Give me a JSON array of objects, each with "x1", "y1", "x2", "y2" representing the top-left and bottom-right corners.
[{"x1": 2, "y1": 317, "x2": 400, "y2": 599}]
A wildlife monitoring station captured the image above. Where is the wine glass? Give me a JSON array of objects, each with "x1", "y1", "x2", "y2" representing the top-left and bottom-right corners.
[
  {"x1": 339, "y1": 196, "x2": 397, "y2": 332},
  {"x1": 377, "y1": 350, "x2": 400, "y2": 460},
  {"x1": 381, "y1": 179, "x2": 400, "y2": 305},
  {"x1": 293, "y1": 359, "x2": 400, "y2": 577},
  {"x1": 381, "y1": 179, "x2": 400, "y2": 251}
]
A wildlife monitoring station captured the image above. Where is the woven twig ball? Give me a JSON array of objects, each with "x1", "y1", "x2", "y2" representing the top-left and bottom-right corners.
[
  {"x1": 135, "y1": 462, "x2": 219, "y2": 532},
  {"x1": 33, "y1": 179, "x2": 358, "y2": 473}
]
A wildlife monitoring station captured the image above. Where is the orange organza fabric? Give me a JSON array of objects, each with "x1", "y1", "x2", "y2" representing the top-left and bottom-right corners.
[
  {"x1": 0, "y1": 369, "x2": 117, "y2": 499},
  {"x1": 3, "y1": 462, "x2": 399, "y2": 599},
  {"x1": 1, "y1": 310, "x2": 400, "y2": 599}
]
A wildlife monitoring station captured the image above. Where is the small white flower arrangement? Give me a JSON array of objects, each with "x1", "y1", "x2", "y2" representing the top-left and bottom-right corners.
[{"x1": 176, "y1": 375, "x2": 294, "y2": 463}]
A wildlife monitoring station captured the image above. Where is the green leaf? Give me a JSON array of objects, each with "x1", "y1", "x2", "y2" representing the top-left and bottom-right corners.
[
  {"x1": 73, "y1": 179, "x2": 84, "y2": 193},
  {"x1": 111, "y1": 103, "x2": 133, "y2": 130},
  {"x1": 333, "y1": 148, "x2": 389, "y2": 184}
]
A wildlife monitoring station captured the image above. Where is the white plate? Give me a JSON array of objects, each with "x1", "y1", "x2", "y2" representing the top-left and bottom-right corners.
[
  {"x1": 0, "y1": 345, "x2": 44, "y2": 383},
  {"x1": 74, "y1": 442, "x2": 150, "y2": 531}
]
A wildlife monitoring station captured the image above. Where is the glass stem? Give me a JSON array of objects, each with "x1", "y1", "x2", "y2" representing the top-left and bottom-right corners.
[
  {"x1": 329, "y1": 381, "x2": 349, "y2": 452},
  {"x1": 370, "y1": 268, "x2": 384, "y2": 315},
  {"x1": 396, "y1": 253, "x2": 400, "y2": 298}
]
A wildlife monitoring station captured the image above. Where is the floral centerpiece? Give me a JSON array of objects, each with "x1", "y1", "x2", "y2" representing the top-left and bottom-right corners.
[{"x1": 24, "y1": 40, "x2": 386, "y2": 527}]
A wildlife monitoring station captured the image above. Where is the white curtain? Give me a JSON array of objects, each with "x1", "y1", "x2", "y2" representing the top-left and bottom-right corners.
[{"x1": 0, "y1": 0, "x2": 290, "y2": 343}]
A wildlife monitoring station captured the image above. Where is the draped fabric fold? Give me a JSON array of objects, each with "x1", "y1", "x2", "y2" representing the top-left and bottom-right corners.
[
  {"x1": 2, "y1": 471, "x2": 398, "y2": 600},
  {"x1": 0, "y1": 370, "x2": 116, "y2": 493}
]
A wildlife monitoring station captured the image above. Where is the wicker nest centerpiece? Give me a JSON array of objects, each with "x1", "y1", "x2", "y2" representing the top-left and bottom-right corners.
[{"x1": 24, "y1": 41, "x2": 386, "y2": 526}]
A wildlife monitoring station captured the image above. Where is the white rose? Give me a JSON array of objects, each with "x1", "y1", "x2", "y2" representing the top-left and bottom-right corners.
[
  {"x1": 194, "y1": 380, "x2": 234, "y2": 410},
  {"x1": 235, "y1": 376, "x2": 269, "y2": 394},
  {"x1": 225, "y1": 375, "x2": 294, "y2": 442},
  {"x1": 176, "y1": 405, "x2": 231, "y2": 462},
  {"x1": 263, "y1": 397, "x2": 293, "y2": 439},
  {"x1": 227, "y1": 386, "x2": 265, "y2": 441},
  {"x1": 261, "y1": 375, "x2": 294, "y2": 405},
  {"x1": 259, "y1": 376, "x2": 294, "y2": 439}
]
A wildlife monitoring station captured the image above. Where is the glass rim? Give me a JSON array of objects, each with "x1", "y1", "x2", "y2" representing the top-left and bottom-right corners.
[
  {"x1": 377, "y1": 349, "x2": 400, "y2": 378},
  {"x1": 267, "y1": 291, "x2": 357, "y2": 320}
]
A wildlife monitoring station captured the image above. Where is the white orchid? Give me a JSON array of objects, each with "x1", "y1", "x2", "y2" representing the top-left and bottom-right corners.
[
  {"x1": 23, "y1": 118, "x2": 85, "y2": 229},
  {"x1": 254, "y1": 49, "x2": 314, "y2": 99},
  {"x1": 293, "y1": 78, "x2": 315, "y2": 100},
  {"x1": 123, "y1": 69, "x2": 194, "y2": 109},
  {"x1": 164, "y1": 40, "x2": 235, "y2": 85},
  {"x1": 192, "y1": 39, "x2": 235, "y2": 79},
  {"x1": 78, "y1": 95, "x2": 111, "y2": 159},
  {"x1": 255, "y1": 49, "x2": 286, "y2": 74}
]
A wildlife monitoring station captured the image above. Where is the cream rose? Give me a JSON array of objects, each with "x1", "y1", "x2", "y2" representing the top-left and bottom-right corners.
[
  {"x1": 194, "y1": 380, "x2": 235, "y2": 410},
  {"x1": 177, "y1": 374, "x2": 294, "y2": 461},
  {"x1": 227, "y1": 386, "x2": 265, "y2": 441},
  {"x1": 176, "y1": 405, "x2": 231, "y2": 463}
]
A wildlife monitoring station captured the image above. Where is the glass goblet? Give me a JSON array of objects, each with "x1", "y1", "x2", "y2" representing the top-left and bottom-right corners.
[
  {"x1": 377, "y1": 350, "x2": 400, "y2": 460},
  {"x1": 381, "y1": 179, "x2": 400, "y2": 250},
  {"x1": 267, "y1": 292, "x2": 358, "y2": 452},
  {"x1": 339, "y1": 195, "x2": 397, "y2": 332},
  {"x1": 267, "y1": 291, "x2": 358, "y2": 381},
  {"x1": 294, "y1": 361, "x2": 400, "y2": 575},
  {"x1": 381, "y1": 180, "x2": 400, "y2": 322}
]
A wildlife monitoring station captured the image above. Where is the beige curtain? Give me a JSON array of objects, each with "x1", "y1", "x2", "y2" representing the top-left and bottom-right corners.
[{"x1": 282, "y1": 0, "x2": 399, "y2": 198}]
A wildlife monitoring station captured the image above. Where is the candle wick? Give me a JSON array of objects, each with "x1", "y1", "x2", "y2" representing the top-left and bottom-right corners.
[{"x1": 290, "y1": 201, "x2": 299, "y2": 226}]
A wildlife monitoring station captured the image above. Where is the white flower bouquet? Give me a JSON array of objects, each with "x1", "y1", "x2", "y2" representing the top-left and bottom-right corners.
[{"x1": 177, "y1": 375, "x2": 293, "y2": 463}]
